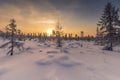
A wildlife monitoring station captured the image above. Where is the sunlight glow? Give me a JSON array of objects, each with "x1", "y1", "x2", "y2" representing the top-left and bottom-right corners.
[
  {"x1": 46, "y1": 29, "x2": 53, "y2": 36},
  {"x1": 34, "y1": 20, "x2": 55, "y2": 24}
]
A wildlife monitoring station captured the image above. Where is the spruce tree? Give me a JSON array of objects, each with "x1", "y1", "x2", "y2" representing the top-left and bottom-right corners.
[
  {"x1": 98, "y1": 2, "x2": 120, "y2": 51},
  {"x1": 8, "y1": 19, "x2": 17, "y2": 55},
  {"x1": 56, "y1": 21, "x2": 63, "y2": 47},
  {"x1": 52, "y1": 21, "x2": 63, "y2": 47}
]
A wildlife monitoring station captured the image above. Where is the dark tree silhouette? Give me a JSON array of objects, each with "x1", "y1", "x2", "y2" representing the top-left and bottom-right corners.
[
  {"x1": 8, "y1": 19, "x2": 17, "y2": 56},
  {"x1": 0, "y1": 19, "x2": 24, "y2": 56},
  {"x1": 52, "y1": 21, "x2": 63, "y2": 47},
  {"x1": 56, "y1": 22, "x2": 63, "y2": 47},
  {"x1": 98, "y1": 2, "x2": 120, "y2": 51},
  {"x1": 80, "y1": 31, "x2": 84, "y2": 40},
  {"x1": 68, "y1": 34, "x2": 72, "y2": 41}
]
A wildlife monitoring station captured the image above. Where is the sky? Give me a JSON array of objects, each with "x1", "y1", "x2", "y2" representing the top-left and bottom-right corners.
[{"x1": 0, "y1": 0, "x2": 120, "y2": 36}]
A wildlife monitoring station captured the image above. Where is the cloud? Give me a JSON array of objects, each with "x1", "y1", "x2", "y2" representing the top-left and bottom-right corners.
[
  {"x1": 0, "y1": 0, "x2": 60, "y2": 18},
  {"x1": 0, "y1": 0, "x2": 60, "y2": 27},
  {"x1": 0, "y1": 0, "x2": 63, "y2": 34},
  {"x1": 33, "y1": 20, "x2": 56, "y2": 24},
  {"x1": 0, "y1": 0, "x2": 119, "y2": 35}
]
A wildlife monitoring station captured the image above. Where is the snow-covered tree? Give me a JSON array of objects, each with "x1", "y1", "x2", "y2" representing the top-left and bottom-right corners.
[
  {"x1": 0, "y1": 19, "x2": 24, "y2": 56},
  {"x1": 8, "y1": 19, "x2": 17, "y2": 55},
  {"x1": 53, "y1": 21, "x2": 63, "y2": 47},
  {"x1": 98, "y1": 2, "x2": 120, "y2": 51}
]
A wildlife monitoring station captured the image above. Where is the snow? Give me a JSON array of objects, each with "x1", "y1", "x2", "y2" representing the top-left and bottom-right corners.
[{"x1": 0, "y1": 38, "x2": 120, "y2": 80}]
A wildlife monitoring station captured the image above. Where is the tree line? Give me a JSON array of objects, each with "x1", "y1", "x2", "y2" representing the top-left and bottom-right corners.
[{"x1": 0, "y1": 19, "x2": 94, "y2": 56}]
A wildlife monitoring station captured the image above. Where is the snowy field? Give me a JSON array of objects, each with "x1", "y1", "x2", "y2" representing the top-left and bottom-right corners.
[{"x1": 0, "y1": 38, "x2": 120, "y2": 80}]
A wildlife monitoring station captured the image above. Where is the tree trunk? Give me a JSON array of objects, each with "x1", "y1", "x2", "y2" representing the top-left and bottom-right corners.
[{"x1": 11, "y1": 29, "x2": 14, "y2": 56}]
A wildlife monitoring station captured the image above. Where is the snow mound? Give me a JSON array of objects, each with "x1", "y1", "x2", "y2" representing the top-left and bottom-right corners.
[
  {"x1": 62, "y1": 49, "x2": 69, "y2": 53},
  {"x1": 36, "y1": 54, "x2": 81, "y2": 67},
  {"x1": 47, "y1": 51, "x2": 59, "y2": 54},
  {"x1": 0, "y1": 68, "x2": 9, "y2": 76},
  {"x1": 54, "y1": 55, "x2": 81, "y2": 67},
  {"x1": 36, "y1": 59, "x2": 52, "y2": 65}
]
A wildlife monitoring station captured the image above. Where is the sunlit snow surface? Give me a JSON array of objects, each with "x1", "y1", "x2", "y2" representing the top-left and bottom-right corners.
[{"x1": 0, "y1": 38, "x2": 120, "y2": 80}]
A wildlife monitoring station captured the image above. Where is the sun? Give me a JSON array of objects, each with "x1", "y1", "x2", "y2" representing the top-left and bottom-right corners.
[{"x1": 46, "y1": 29, "x2": 53, "y2": 36}]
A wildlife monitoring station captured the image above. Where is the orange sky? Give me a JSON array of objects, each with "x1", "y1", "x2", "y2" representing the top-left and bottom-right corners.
[{"x1": 1, "y1": 0, "x2": 115, "y2": 36}]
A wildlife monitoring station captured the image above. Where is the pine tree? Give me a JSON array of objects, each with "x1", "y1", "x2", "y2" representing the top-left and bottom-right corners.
[
  {"x1": 98, "y1": 2, "x2": 120, "y2": 51},
  {"x1": 80, "y1": 31, "x2": 84, "y2": 40},
  {"x1": 52, "y1": 21, "x2": 63, "y2": 47},
  {"x1": 0, "y1": 19, "x2": 24, "y2": 56},
  {"x1": 95, "y1": 27, "x2": 100, "y2": 44},
  {"x1": 56, "y1": 21, "x2": 63, "y2": 47},
  {"x1": 68, "y1": 33, "x2": 72, "y2": 41},
  {"x1": 8, "y1": 19, "x2": 17, "y2": 55}
]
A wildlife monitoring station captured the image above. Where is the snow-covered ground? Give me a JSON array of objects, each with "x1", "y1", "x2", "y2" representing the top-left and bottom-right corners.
[{"x1": 0, "y1": 39, "x2": 120, "y2": 80}]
